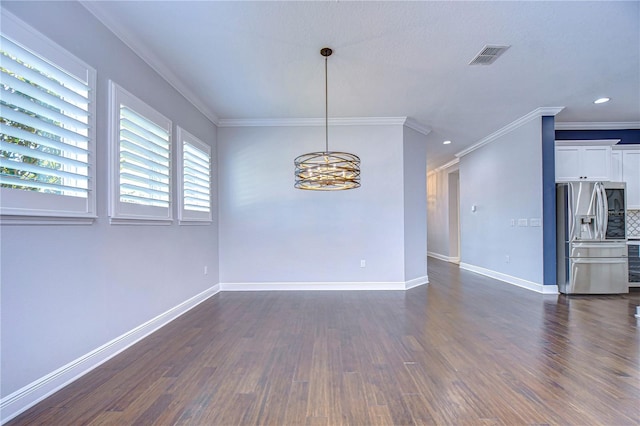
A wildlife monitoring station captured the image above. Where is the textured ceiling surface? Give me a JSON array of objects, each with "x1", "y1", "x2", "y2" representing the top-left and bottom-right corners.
[{"x1": 82, "y1": 1, "x2": 640, "y2": 170}]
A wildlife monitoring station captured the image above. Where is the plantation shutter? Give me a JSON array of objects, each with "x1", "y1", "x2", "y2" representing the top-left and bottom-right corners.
[
  {"x1": 0, "y1": 34, "x2": 92, "y2": 199},
  {"x1": 182, "y1": 141, "x2": 211, "y2": 212},
  {"x1": 118, "y1": 105, "x2": 171, "y2": 208}
]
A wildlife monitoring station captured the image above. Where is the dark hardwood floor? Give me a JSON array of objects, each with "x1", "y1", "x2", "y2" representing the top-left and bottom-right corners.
[{"x1": 9, "y1": 259, "x2": 640, "y2": 425}]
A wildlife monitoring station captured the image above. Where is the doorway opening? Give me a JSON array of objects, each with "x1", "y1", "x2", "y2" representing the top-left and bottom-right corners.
[{"x1": 448, "y1": 170, "x2": 460, "y2": 263}]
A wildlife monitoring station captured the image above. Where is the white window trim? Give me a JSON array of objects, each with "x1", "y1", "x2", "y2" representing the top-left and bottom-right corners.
[
  {"x1": 108, "y1": 81, "x2": 173, "y2": 225},
  {"x1": 0, "y1": 10, "x2": 97, "y2": 225},
  {"x1": 176, "y1": 126, "x2": 212, "y2": 225}
]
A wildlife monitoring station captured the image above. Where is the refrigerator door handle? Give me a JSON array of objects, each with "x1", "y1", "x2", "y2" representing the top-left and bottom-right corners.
[
  {"x1": 601, "y1": 183, "x2": 609, "y2": 239},
  {"x1": 596, "y1": 182, "x2": 606, "y2": 239},
  {"x1": 571, "y1": 258, "x2": 628, "y2": 264},
  {"x1": 595, "y1": 182, "x2": 600, "y2": 239},
  {"x1": 567, "y1": 183, "x2": 575, "y2": 240},
  {"x1": 593, "y1": 182, "x2": 602, "y2": 240},
  {"x1": 571, "y1": 242, "x2": 628, "y2": 248}
]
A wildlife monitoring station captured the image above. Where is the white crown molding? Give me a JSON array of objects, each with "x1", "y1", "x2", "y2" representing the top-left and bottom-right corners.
[
  {"x1": 79, "y1": 1, "x2": 220, "y2": 126},
  {"x1": 217, "y1": 116, "x2": 431, "y2": 135},
  {"x1": 459, "y1": 262, "x2": 559, "y2": 294},
  {"x1": 219, "y1": 117, "x2": 329, "y2": 127},
  {"x1": 0, "y1": 284, "x2": 220, "y2": 424},
  {"x1": 404, "y1": 118, "x2": 432, "y2": 136},
  {"x1": 433, "y1": 157, "x2": 460, "y2": 173},
  {"x1": 555, "y1": 121, "x2": 640, "y2": 130},
  {"x1": 455, "y1": 107, "x2": 565, "y2": 158},
  {"x1": 612, "y1": 143, "x2": 640, "y2": 150},
  {"x1": 555, "y1": 139, "x2": 619, "y2": 147},
  {"x1": 218, "y1": 117, "x2": 403, "y2": 127}
]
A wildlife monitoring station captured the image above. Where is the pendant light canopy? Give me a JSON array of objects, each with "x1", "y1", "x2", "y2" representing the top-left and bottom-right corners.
[{"x1": 294, "y1": 48, "x2": 361, "y2": 191}]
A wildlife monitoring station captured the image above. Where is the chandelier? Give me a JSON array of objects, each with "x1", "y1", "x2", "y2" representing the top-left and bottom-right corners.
[{"x1": 294, "y1": 48, "x2": 361, "y2": 190}]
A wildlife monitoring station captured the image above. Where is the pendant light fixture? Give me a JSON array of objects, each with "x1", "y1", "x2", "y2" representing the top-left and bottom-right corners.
[{"x1": 294, "y1": 48, "x2": 361, "y2": 190}]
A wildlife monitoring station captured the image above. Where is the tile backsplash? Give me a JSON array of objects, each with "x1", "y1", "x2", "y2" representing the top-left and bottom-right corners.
[{"x1": 628, "y1": 209, "x2": 640, "y2": 238}]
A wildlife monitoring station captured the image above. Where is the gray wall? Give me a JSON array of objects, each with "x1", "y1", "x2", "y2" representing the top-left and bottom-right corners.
[
  {"x1": 459, "y1": 118, "x2": 544, "y2": 283},
  {"x1": 218, "y1": 124, "x2": 425, "y2": 285},
  {"x1": 402, "y1": 127, "x2": 428, "y2": 280},
  {"x1": 1, "y1": 2, "x2": 218, "y2": 397}
]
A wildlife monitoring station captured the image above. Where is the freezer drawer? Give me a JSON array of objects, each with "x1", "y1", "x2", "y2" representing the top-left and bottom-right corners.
[
  {"x1": 569, "y1": 242, "x2": 628, "y2": 258},
  {"x1": 561, "y1": 258, "x2": 629, "y2": 294}
]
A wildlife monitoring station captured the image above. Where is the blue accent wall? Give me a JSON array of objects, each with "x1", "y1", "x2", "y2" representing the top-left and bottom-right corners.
[
  {"x1": 543, "y1": 116, "x2": 556, "y2": 286},
  {"x1": 556, "y1": 129, "x2": 640, "y2": 144}
]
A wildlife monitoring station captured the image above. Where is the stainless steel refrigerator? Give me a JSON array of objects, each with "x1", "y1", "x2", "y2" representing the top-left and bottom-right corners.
[{"x1": 556, "y1": 181, "x2": 628, "y2": 294}]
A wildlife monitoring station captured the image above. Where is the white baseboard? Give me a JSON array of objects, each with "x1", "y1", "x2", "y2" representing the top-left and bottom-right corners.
[
  {"x1": 0, "y1": 284, "x2": 220, "y2": 425},
  {"x1": 459, "y1": 263, "x2": 559, "y2": 294},
  {"x1": 405, "y1": 275, "x2": 429, "y2": 290},
  {"x1": 221, "y1": 277, "x2": 428, "y2": 291},
  {"x1": 427, "y1": 251, "x2": 460, "y2": 264}
]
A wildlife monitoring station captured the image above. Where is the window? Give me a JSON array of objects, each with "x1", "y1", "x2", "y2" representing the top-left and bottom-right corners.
[
  {"x1": 0, "y1": 11, "x2": 96, "y2": 224},
  {"x1": 108, "y1": 81, "x2": 172, "y2": 224},
  {"x1": 177, "y1": 127, "x2": 212, "y2": 224}
]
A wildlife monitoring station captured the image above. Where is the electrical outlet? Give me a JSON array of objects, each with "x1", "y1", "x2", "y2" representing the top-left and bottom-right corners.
[
  {"x1": 518, "y1": 218, "x2": 528, "y2": 227},
  {"x1": 530, "y1": 218, "x2": 541, "y2": 227},
  {"x1": 360, "y1": 259, "x2": 366, "y2": 268},
  {"x1": 505, "y1": 255, "x2": 510, "y2": 263},
  {"x1": 204, "y1": 266, "x2": 208, "y2": 275}
]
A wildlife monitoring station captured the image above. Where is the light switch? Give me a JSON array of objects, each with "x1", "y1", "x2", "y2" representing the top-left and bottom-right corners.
[{"x1": 518, "y1": 218, "x2": 528, "y2": 227}]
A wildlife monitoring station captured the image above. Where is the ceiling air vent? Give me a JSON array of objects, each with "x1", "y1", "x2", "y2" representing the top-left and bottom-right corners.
[{"x1": 469, "y1": 45, "x2": 510, "y2": 65}]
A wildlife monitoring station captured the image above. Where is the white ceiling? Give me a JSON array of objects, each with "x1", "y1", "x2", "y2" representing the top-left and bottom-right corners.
[{"x1": 82, "y1": 1, "x2": 640, "y2": 170}]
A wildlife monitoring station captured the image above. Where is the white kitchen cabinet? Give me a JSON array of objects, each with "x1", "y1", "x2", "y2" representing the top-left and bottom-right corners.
[
  {"x1": 555, "y1": 140, "x2": 618, "y2": 182},
  {"x1": 611, "y1": 150, "x2": 623, "y2": 182},
  {"x1": 555, "y1": 146, "x2": 582, "y2": 181},
  {"x1": 612, "y1": 145, "x2": 640, "y2": 209},
  {"x1": 622, "y1": 149, "x2": 640, "y2": 209}
]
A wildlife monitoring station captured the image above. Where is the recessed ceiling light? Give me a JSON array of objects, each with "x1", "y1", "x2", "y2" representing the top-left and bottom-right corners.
[
  {"x1": 443, "y1": 140, "x2": 452, "y2": 145},
  {"x1": 594, "y1": 97, "x2": 610, "y2": 104}
]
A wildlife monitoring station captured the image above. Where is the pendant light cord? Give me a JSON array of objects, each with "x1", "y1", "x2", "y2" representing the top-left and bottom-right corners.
[
  {"x1": 294, "y1": 47, "x2": 360, "y2": 191},
  {"x1": 325, "y1": 55, "x2": 329, "y2": 154}
]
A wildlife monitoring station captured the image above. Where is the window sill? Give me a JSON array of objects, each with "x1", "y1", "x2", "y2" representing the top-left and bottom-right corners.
[
  {"x1": 178, "y1": 220, "x2": 213, "y2": 226},
  {"x1": 109, "y1": 217, "x2": 173, "y2": 226},
  {"x1": 0, "y1": 215, "x2": 96, "y2": 226}
]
